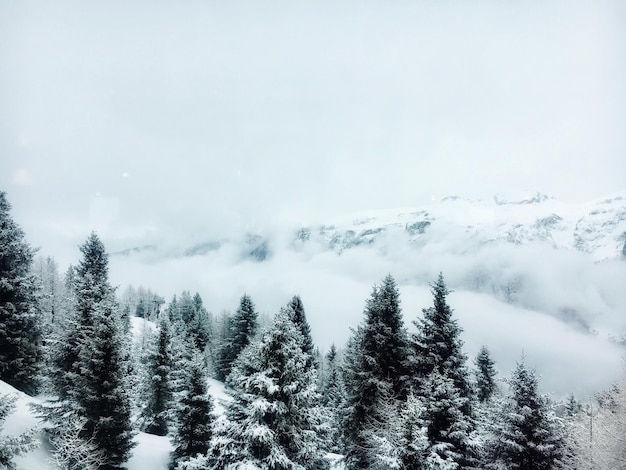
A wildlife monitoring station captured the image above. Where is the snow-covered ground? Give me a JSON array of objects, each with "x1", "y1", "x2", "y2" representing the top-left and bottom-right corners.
[
  {"x1": 125, "y1": 432, "x2": 171, "y2": 470},
  {"x1": 1, "y1": 379, "x2": 172, "y2": 470},
  {"x1": 1, "y1": 376, "x2": 345, "y2": 469}
]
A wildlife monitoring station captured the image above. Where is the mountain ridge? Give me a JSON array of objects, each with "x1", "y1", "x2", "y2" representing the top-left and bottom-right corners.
[{"x1": 112, "y1": 191, "x2": 626, "y2": 263}]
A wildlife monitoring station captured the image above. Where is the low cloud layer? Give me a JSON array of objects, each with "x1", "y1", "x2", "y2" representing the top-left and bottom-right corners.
[{"x1": 105, "y1": 226, "x2": 626, "y2": 397}]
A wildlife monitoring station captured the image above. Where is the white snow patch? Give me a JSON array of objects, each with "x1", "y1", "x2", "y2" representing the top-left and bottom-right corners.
[{"x1": 125, "y1": 432, "x2": 172, "y2": 470}]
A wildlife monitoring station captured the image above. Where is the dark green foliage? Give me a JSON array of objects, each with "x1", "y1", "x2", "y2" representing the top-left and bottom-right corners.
[
  {"x1": 215, "y1": 294, "x2": 258, "y2": 381},
  {"x1": 142, "y1": 317, "x2": 173, "y2": 436},
  {"x1": 474, "y1": 345, "x2": 497, "y2": 402},
  {"x1": 343, "y1": 274, "x2": 410, "y2": 469},
  {"x1": 492, "y1": 360, "x2": 564, "y2": 470},
  {"x1": 170, "y1": 355, "x2": 213, "y2": 469},
  {"x1": 0, "y1": 192, "x2": 42, "y2": 394}
]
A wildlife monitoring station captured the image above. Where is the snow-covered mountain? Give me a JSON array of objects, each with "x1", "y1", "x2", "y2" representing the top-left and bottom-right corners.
[
  {"x1": 293, "y1": 191, "x2": 626, "y2": 261},
  {"x1": 117, "y1": 191, "x2": 626, "y2": 263}
]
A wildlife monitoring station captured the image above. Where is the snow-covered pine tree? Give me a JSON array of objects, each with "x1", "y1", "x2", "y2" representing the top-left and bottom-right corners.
[
  {"x1": 0, "y1": 191, "x2": 42, "y2": 394},
  {"x1": 343, "y1": 274, "x2": 410, "y2": 469},
  {"x1": 141, "y1": 316, "x2": 174, "y2": 436},
  {"x1": 187, "y1": 292, "x2": 212, "y2": 356},
  {"x1": 320, "y1": 344, "x2": 347, "y2": 453},
  {"x1": 287, "y1": 295, "x2": 314, "y2": 359},
  {"x1": 42, "y1": 233, "x2": 135, "y2": 469},
  {"x1": 490, "y1": 359, "x2": 564, "y2": 470},
  {"x1": 561, "y1": 364, "x2": 626, "y2": 469},
  {"x1": 410, "y1": 273, "x2": 476, "y2": 469},
  {"x1": 215, "y1": 294, "x2": 258, "y2": 381},
  {"x1": 170, "y1": 353, "x2": 214, "y2": 470},
  {"x1": 210, "y1": 307, "x2": 325, "y2": 470},
  {"x1": 77, "y1": 298, "x2": 136, "y2": 469},
  {"x1": 419, "y1": 368, "x2": 475, "y2": 468},
  {"x1": 474, "y1": 346, "x2": 497, "y2": 403},
  {"x1": 34, "y1": 255, "x2": 65, "y2": 332},
  {"x1": 47, "y1": 233, "x2": 111, "y2": 403},
  {"x1": 399, "y1": 394, "x2": 429, "y2": 470},
  {"x1": 412, "y1": 273, "x2": 470, "y2": 397},
  {"x1": 0, "y1": 393, "x2": 38, "y2": 470}
]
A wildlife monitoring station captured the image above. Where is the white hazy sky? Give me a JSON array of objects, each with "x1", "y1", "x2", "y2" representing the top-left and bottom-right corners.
[{"x1": 1, "y1": 0, "x2": 625, "y2": 257}]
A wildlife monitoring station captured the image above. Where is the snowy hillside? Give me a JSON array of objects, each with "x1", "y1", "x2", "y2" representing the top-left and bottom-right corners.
[{"x1": 0, "y1": 377, "x2": 173, "y2": 470}]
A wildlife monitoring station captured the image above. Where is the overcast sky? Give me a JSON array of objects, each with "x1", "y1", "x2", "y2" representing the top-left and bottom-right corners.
[{"x1": 1, "y1": 0, "x2": 625, "y2": 258}]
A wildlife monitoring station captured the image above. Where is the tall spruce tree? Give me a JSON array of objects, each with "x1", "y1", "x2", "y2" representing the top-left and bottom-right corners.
[
  {"x1": 474, "y1": 346, "x2": 497, "y2": 403},
  {"x1": 0, "y1": 191, "x2": 42, "y2": 394},
  {"x1": 170, "y1": 354, "x2": 214, "y2": 470},
  {"x1": 412, "y1": 273, "x2": 470, "y2": 395},
  {"x1": 490, "y1": 360, "x2": 564, "y2": 470},
  {"x1": 45, "y1": 233, "x2": 135, "y2": 469},
  {"x1": 410, "y1": 273, "x2": 475, "y2": 469},
  {"x1": 78, "y1": 300, "x2": 135, "y2": 469},
  {"x1": 287, "y1": 295, "x2": 314, "y2": 359},
  {"x1": 320, "y1": 344, "x2": 347, "y2": 453},
  {"x1": 142, "y1": 317, "x2": 173, "y2": 436},
  {"x1": 211, "y1": 308, "x2": 325, "y2": 470},
  {"x1": 215, "y1": 294, "x2": 258, "y2": 381},
  {"x1": 343, "y1": 274, "x2": 410, "y2": 469},
  {"x1": 188, "y1": 292, "x2": 212, "y2": 354}
]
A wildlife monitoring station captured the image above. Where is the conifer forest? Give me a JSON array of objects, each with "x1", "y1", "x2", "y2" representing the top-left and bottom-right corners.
[{"x1": 2, "y1": 184, "x2": 626, "y2": 470}]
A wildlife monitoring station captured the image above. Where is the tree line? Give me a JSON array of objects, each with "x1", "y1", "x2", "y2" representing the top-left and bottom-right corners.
[{"x1": 0, "y1": 190, "x2": 624, "y2": 469}]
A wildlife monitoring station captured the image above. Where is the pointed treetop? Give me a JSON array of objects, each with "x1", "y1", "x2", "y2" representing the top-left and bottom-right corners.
[
  {"x1": 287, "y1": 295, "x2": 314, "y2": 357},
  {"x1": 76, "y1": 232, "x2": 109, "y2": 286}
]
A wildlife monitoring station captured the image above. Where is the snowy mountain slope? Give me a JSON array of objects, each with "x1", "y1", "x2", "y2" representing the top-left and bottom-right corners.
[
  {"x1": 292, "y1": 191, "x2": 626, "y2": 261},
  {"x1": 110, "y1": 191, "x2": 626, "y2": 263}
]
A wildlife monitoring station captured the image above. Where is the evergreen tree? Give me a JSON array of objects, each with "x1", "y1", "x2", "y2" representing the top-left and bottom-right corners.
[
  {"x1": 287, "y1": 295, "x2": 314, "y2": 358},
  {"x1": 135, "y1": 299, "x2": 146, "y2": 318},
  {"x1": 399, "y1": 394, "x2": 429, "y2": 470},
  {"x1": 320, "y1": 344, "x2": 347, "y2": 453},
  {"x1": 343, "y1": 274, "x2": 410, "y2": 469},
  {"x1": 410, "y1": 273, "x2": 476, "y2": 469},
  {"x1": 474, "y1": 346, "x2": 497, "y2": 403},
  {"x1": 211, "y1": 308, "x2": 326, "y2": 470},
  {"x1": 78, "y1": 300, "x2": 136, "y2": 469},
  {"x1": 34, "y1": 255, "x2": 65, "y2": 332},
  {"x1": 170, "y1": 354, "x2": 214, "y2": 469},
  {"x1": 412, "y1": 273, "x2": 470, "y2": 396},
  {"x1": 142, "y1": 317, "x2": 174, "y2": 436},
  {"x1": 490, "y1": 360, "x2": 564, "y2": 470},
  {"x1": 0, "y1": 191, "x2": 42, "y2": 394},
  {"x1": 44, "y1": 233, "x2": 135, "y2": 469},
  {"x1": 188, "y1": 292, "x2": 212, "y2": 354},
  {"x1": 215, "y1": 294, "x2": 258, "y2": 381},
  {"x1": 419, "y1": 369, "x2": 475, "y2": 468}
]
